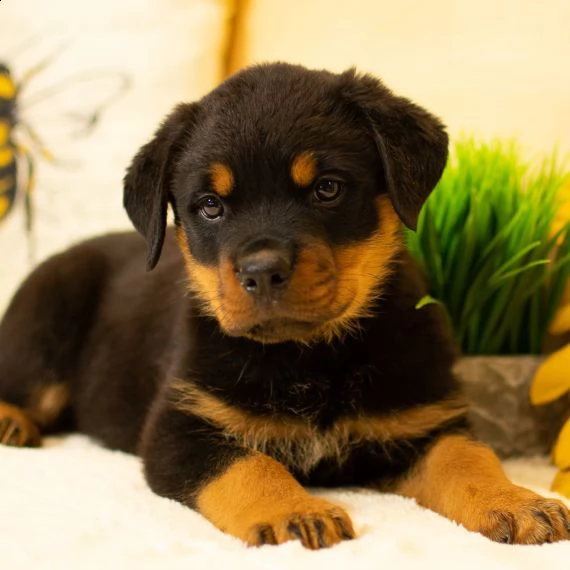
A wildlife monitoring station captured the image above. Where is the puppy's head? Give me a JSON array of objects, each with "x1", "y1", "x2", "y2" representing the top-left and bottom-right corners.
[{"x1": 124, "y1": 64, "x2": 447, "y2": 344}]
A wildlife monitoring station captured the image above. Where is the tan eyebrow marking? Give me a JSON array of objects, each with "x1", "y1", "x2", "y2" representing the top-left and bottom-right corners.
[
  {"x1": 210, "y1": 162, "x2": 234, "y2": 197},
  {"x1": 291, "y1": 152, "x2": 317, "y2": 187}
]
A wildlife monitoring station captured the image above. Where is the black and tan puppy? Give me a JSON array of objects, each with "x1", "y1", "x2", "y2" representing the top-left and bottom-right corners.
[{"x1": 0, "y1": 63, "x2": 568, "y2": 549}]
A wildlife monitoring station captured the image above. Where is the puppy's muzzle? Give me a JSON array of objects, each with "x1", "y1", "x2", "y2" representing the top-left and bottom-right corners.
[
  {"x1": 218, "y1": 236, "x2": 345, "y2": 343},
  {"x1": 235, "y1": 247, "x2": 293, "y2": 302}
]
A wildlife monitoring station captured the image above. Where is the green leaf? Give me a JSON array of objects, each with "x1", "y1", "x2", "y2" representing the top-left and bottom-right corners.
[{"x1": 415, "y1": 295, "x2": 442, "y2": 310}]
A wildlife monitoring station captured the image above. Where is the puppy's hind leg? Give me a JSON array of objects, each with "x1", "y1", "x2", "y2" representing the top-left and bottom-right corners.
[
  {"x1": 0, "y1": 285, "x2": 62, "y2": 448},
  {"x1": 0, "y1": 266, "x2": 71, "y2": 447},
  {"x1": 0, "y1": 245, "x2": 107, "y2": 447}
]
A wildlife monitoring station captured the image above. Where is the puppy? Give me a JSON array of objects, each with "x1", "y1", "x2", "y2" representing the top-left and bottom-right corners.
[{"x1": 0, "y1": 63, "x2": 568, "y2": 549}]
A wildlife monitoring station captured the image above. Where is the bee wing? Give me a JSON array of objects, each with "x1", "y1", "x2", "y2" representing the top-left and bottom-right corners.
[{"x1": 20, "y1": 69, "x2": 131, "y2": 139}]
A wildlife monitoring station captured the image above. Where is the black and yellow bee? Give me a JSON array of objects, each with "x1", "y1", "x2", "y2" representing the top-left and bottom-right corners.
[
  {"x1": 0, "y1": 62, "x2": 29, "y2": 227},
  {"x1": 0, "y1": 50, "x2": 130, "y2": 245}
]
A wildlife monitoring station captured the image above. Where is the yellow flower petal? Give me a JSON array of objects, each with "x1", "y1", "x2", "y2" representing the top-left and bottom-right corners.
[
  {"x1": 549, "y1": 303, "x2": 570, "y2": 335},
  {"x1": 553, "y1": 418, "x2": 570, "y2": 470},
  {"x1": 530, "y1": 347, "x2": 570, "y2": 405},
  {"x1": 551, "y1": 469, "x2": 570, "y2": 499}
]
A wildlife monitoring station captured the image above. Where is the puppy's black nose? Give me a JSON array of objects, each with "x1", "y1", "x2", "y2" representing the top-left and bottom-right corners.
[{"x1": 236, "y1": 249, "x2": 292, "y2": 299}]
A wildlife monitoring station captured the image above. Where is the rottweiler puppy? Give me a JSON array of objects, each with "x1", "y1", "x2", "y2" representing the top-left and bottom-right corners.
[{"x1": 0, "y1": 63, "x2": 569, "y2": 549}]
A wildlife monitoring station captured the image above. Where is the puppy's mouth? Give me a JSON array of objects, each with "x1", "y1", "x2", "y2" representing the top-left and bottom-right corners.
[{"x1": 232, "y1": 317, "x2": 326, "y2": 344}]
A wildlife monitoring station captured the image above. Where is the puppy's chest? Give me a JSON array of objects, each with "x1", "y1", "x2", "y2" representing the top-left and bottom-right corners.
[
  {"x1": 234, "y1": 417, "x2": 366, "y2": 476},
  {"x1": 230, "y1": 358, "x2": 375, "y2": 423},
  {"x1": 186, "y1": 340, "x2": 461, "y2": 477},
  {"x1": 200, "y1": 362, "x2": 395, "y2": 475}
]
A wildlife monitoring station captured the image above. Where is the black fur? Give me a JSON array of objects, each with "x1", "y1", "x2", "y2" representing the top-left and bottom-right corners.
[
  {"x1": 125, "y1": 64, "x2": 448, "y2": 267},
  {"x1": 0, "y1": 63, "x2": 459, "y2": 524}
]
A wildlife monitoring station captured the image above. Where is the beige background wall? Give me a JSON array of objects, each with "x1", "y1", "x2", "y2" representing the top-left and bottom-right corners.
[{"x1": 230, "y1": 0, "x2": 570, "y2": 157}]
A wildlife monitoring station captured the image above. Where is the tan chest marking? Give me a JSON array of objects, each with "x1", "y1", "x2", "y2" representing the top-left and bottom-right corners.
[{"x1": 170, "y1": 380, "x2": 467, "y2": 474}]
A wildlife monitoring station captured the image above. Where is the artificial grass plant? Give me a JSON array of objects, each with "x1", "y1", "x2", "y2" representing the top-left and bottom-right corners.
[{"x1": 406, "y1": 138, "x2": 570, "y2": 356}]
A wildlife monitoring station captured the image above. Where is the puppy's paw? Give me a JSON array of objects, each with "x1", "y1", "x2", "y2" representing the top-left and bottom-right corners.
[
  {"x1": 238, "y1": 497, "x2": 355, "y2": 549},
  {"x1": 0, "y1": 402, "x2": 41, "y2": 447},
  {"x1": 473, "y1": 486, "x2": 570, "y2": 545}
]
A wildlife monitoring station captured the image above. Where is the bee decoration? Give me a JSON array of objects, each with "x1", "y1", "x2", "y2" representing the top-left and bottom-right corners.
[
  {"x1": 0, "y1": 44, "x2": 130, "y2": 255},
  {"x1": 0, "y1": 62, "x2": 25, "y2": 226}
]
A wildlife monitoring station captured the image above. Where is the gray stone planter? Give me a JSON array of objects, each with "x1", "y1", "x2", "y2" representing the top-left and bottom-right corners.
[{"x1": 455, "y1": 356, "x2": 569, "y2": 458}]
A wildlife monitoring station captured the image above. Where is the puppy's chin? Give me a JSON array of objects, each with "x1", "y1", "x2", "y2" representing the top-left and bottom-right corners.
[{"x1": 224, "y1": 318, "x2": 327, "y2": 345}]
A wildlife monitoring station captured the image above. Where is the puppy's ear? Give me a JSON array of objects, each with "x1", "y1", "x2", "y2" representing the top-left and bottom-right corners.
[
  {"x1": 124, "y1": 103, "x2": 199, "y2": 270},
  {"x1": 340, "y1": 70, "x2": 448, "y2": 230}
]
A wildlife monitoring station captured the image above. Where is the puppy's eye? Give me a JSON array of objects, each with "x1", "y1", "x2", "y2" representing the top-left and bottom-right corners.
[
  {"x1": 199, "y1": 196, "x2": 224, "y2": 220},
  {"x1": 313, "y1": 179, "x2": 344, "y2": 204}
]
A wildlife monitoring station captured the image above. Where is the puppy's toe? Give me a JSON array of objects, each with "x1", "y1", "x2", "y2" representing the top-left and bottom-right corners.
[
  {"x1": 478, "y1": 487, "x2": 570, "y2": 545},
  {"x1": 0, "y1": 402, "x2": 41, "y2": 447},
  {"x1": 243, "y1": 497, "x2": 355, "y2": 549}
]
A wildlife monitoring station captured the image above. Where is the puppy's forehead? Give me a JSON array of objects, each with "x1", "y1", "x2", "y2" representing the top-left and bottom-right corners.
[
  {"x1": 177, "y1": 65, "x2": 384, "y2": 200},
  {"x1": 195, "y1": 66, "x2": 363, "y2": 158},
  {"x1": 205, "y1": 64, "x2": 339, "y2": 119}
]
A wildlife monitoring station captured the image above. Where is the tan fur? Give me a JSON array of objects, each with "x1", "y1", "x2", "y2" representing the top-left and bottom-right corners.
[
  {"x1": 196, "y1": 452, "x2": 354, "y2": 548},
  {"x1": 0, "y1": 401, "x2": 41, "y2": 447},
  {"x1": 291, "y1": 152, "x2": 317, "y2": 187},
  {"x1": 171, "y1": 380, "x2": 467, "y2": 474},
  {"x1": 209, "y1": 162, "x2": 234, "y2": 197},
  {"x1": 212, "y1": 241, "x2": 340, "y2": 342},
  {"x1": 174, "y1": 196, "x2": 401, "y2": 344},
  {"x1": 323, "y1": 196, "x2": 401, "y2": 340},
  {"x1": 175, "y1": 226, "x2": 219, "y2": 313},
  {"x1": 395, "y1": 434, "x2": 570, "y2": 544},
  {"x1": 27, "y1": 384, "x2": 69, "y2": 427}
]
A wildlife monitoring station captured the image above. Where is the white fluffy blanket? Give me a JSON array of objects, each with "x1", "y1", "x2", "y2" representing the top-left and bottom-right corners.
[{"x1": 1, "y1": 436, "x2": 569, "y2": 570}]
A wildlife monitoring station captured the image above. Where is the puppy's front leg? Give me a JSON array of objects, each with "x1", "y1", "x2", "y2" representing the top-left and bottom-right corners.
[
  {"x1": 140, "y1": 403, "x2": 354, "y2": 549},
  {"x1": 395, "y1": 434, "x2": 570, "y2": 544}
]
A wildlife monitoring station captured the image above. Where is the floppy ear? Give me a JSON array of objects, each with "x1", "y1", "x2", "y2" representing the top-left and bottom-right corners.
[
  {"x1": 123, "y1": 103, "x2": 199, "y2": 270},
  {"x1": 339, "y1": 70, "x2": 448, "y2": 230}
]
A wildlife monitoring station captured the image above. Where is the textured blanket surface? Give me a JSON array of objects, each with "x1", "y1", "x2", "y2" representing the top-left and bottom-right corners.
[{"x1": 1, "y1": 436, "x2": 569, "y2": 570}]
